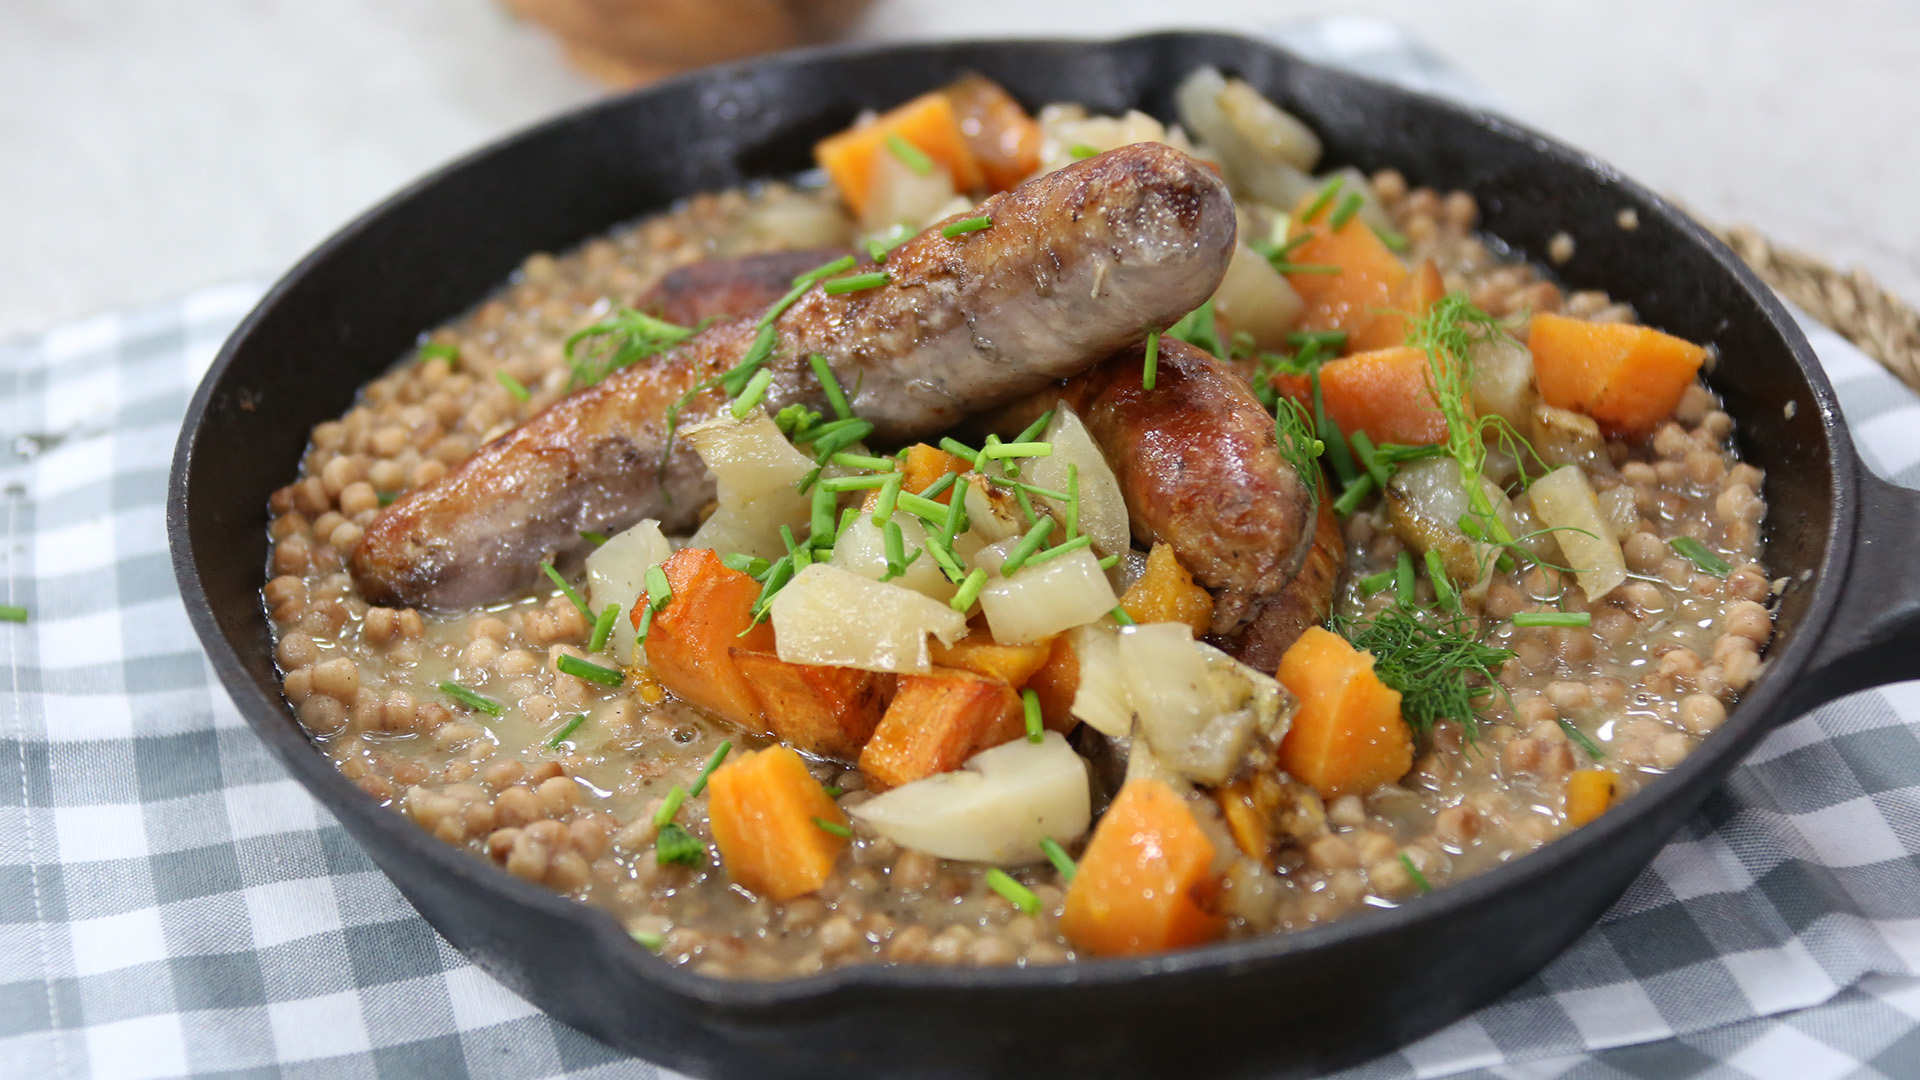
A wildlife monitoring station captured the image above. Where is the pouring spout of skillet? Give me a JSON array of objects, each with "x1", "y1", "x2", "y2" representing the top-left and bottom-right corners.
[{"x1": 350, "y1": 142, "x2": 1236, "y2": 611}]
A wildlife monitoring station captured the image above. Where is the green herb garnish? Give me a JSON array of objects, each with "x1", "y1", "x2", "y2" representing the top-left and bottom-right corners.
[
  {"x1": 630, "y1": 929, "x2": 665, "y2": 952},
  {"x1": 1109, "y1": 606, "x2": 1136, "y2": 626},
  {"x1": 1399, "y1": 852, "x2": 1432, "y2": 893},
  {"x1": 822, "y1": 271, "x2": 891, "y2": 295},
  {"x1": 1669, "y1": 536, "x2": 1731, "y2": 577},
  {"x1": 564, "y1": 308, "x2": 694, "y2": 389},
  {"x1": 866, "y1": 223, "x2": 914, "y2": 263},
  {"x1": 941, "y1": 215, "x2": 993, "y2": 238},
  {"x1": 1274, "y1": 396, "x2": 1325, "y2": 513},
  {"x1": 1512, "y1": 611, "x2": 1591, "y2": 628},
  {"x1": 1394, "y1": 550, "x2": 1417, "y2": 607},
  {"x1": 1300, "y1": 176, "x2": 1344, "y2": 224},
  {"x1": 813, "y1": 817, "x2": 854, "y2": 838},
  {"x1": 439, "y1": 681, "x2": 503, "y2": 717},
  {"x1": 589, "y1": 604, "x2": 620, "y2": 653},
  {"x1": 1358, "y1": 568, "x2": 1395, "y2": 596},
  {"x1": 690, "y1": 740, "x2": 732, "y2": 796},
  {"x1": 579, "y1": 530, "x2": 608, "y2": 546},
  {"x1": 654, "y1": 822, "x2": 705, "y2": 867},
  {"x1": 1069, "y1": 143, "x2": 1100, "y2": 160},
  {"x1": 729, "y1": 368, "x2": 774, "y2": 419},
  {"x1": 1333, "y1": 606, "x2": 1514, "y2": 738},
  {"x1": 539, "y1": 560, "x2": 593, "y2": 621},
  {"x1": 557, "y1": 654, "x2": 624, "y2": 687},
  {"x1": 950, "y1": 568, "x2": 989, "y2": 613},
  {"x1": 808, "y1": 353, "x2": 852, "y2": 420},
  {"x1": 1025, "y1": 534, "x2": 1092, "y2": 566},
  {"x1": 1166, "y1": 299, "x2": 1227, "y2": 360},
  {"x1": 417, "y1": 341, "x2": 460, "y2": 364},
  {"x1": 377, "y1": 490, "x2": 399, "y2": 507},
  {"x1": 1558, "y1": 717, "x2": 1605, "y2": 760},
  {"x1": 985, "y1": 868, "x2": 1040, "y2": 915},
  {"x1": 1142, "y1": 329, "x2": 1161, "y2": 390},
  {"x1": 884, "y1": 132, "x2": 935, "y2": 176},
  {"x1": 999, "y1": 517, "x2": 1058, "y2": 577},
  {"x1": 546, "y1": 714, "x2": 586, "y2": 749},
  {"x1": 1373, "y1": 223, "x2": 1410, "y2": 251},
  {"x1": 1022, "y1": 688, "x2": 1044, "y2": 743},
  {"x1": 1040, "y1": 837, "x2": 1077, "y2": 882},
  {"x1": 1327, "y1": 191, "x2": 1365, "y2": 231},
  {"x1": 644, "y1": 565, "x2": 672, "y2": 613},
  {"x1": 1424, "y1": 550, "x2": 1459, "y2": 613}
]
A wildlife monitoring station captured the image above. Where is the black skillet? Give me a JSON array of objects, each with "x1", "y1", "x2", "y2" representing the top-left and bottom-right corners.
[{"x1": 166, "y1": 31, "x2": 1920, "y2": 1079}]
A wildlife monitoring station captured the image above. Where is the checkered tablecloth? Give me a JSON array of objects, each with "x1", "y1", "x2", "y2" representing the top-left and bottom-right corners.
[{"x1": 9, "y1": 17, "x2": 1920, "y2": 1080}]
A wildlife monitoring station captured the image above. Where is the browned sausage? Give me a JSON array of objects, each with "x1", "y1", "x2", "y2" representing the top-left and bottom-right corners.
[
  {"x1": 636, "y1": 248, "x2": 856, "y2": 327},
  {"x1": 353, "y1": 143, "x2": 1236, "y2": 609},
  {"x1": 1210, "y1": 496, "x2": 1345, "y2": 672}
]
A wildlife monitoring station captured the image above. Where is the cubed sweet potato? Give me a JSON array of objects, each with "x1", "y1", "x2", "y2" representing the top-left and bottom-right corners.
[
  {"x1": 814, "y1": 91, "x2": 984, "y2": 218},
  {"x1": 929, "y1": 627, "x2": 1054, "y2": 686},
  {"x1": 900, "y1": 442, "x2": 972, "y2": 504},
  {"x1": 1348, "y1": 258, "x2": 1445, "y2": 353},
  {"x1": 637, "y1": 548, "x2": 775, "y2": 731},
  {"x1": 1023, "y1": 634, "x2": 1080, "y2": 733},
  {"x1": 1286, "y1": 191, "x2": 1408, "y2": 338},
  {"x1": 1564, "y1": 767, "x2": 1618, "y2": 828},
  {"x1": 1529, "y1": 313, "x2": 1708, "y2": 436},
  {"x1": 857, "y1": 667, "x2": 1025, "y2": 791},
  {"x1": 1059, "y1": 777, "x2": 1224, "y2": 957},
  {"x1": 731, "y1": 650, "x2": 895, "y2": 761},
  {"x1": 1119, "y1": 543, "x2": 1214, "y2": 635},
  {"x1": 708, "y1": 745, "x2": 848, "y2": 902},
  {"x1": 1275, "y1": 626, "x2": 1412, "y2": 800}
]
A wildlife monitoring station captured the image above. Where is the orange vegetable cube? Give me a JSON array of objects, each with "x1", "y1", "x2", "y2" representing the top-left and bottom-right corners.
[
  {"x1": 731, "y1": 650, "x2": 895, "y2": 761},
  {"x1": 1119, "y1": 543, "x2": 1215, "y2": 636},
  {"x1": 1316, "y1": 346, "x2": 1453, "y2": 446},
  {"x1": 636, "y1": 548, "x2": 775, "y2": 731},
  {"x1": 814, "y1": 92, "x2": 984, "y2": 218},
  {"x1": 1275, "y1": 626, "x2": 1412, "y2": 800},
  {"x1": 929, "y1": 628, "x2": 1054, "y2": 686},
  {"x1": 900, "y1": 443, "x2": 972, "y2": 505},
  {"x1": 857, "y1": 668, "x2": 1025, "y2": 791},
  {"x1": 1349, "y1": 258, "x2": 1445, "y2": 354},
  {"x1": 1564, "y1": 767, "x2": 1618, "y2": 828},
  {"x1": 1060, "y1": 778, "x2": 1224, "y2": 957},
  {"x1": 1287, "y1": 192, "x2": 1408, "y2": 338},
  {"x1": 707, "y1": 745, "x2": 849, "y2": 902},
  {"x1": 941, "y1": 73, "x2": 1042, "y2": 192},
  {"x1": 1023, "y1": 634, "x2": 1080, "y2": 733},
  {"x1": 1529, "y1": 313, "x2": 1708, "y2": 436}
]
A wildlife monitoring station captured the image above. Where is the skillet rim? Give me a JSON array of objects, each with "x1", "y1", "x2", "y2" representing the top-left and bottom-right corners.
[{"x1": 167, "y1": 28, "x2": 1848, "y2": 1011}]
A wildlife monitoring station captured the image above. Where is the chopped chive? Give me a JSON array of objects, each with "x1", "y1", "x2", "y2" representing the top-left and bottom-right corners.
[
  {"x1": 721, "y1": 552, "x2": 770, "y2": 577},
  {"x1": 634, "y1": 603, "x2": 655, "y2": 647},
  {"x1": 1109, "y1": 606, "x2": 1136, "y2": 626},
  {"x1": 1022, "y1": 688, "x2": 1044, "y2": 743},
  {"x1": 1349, "y1": 429, "x2": 1392, "y2": 491},
  {"x1": 1327, "y1": 191, "x2": 1365, "y2": 231},
  {"x1": 834, "y1": 505, "x2": 859, "y2": 546},
  {"x1": 654, "y1": 822, "x2": 705, "y2": 867},
  {"x1": 819, "y1": 473, "x2": 893, "y2": 493},
  {"x1": 1013, "y1": 485, "x2": 1039, "y2": 525},
  {"x1": 0, "y1": 605, "x2": 27, "y2": 623},
  {"x1": 1399, "y1": 852, "x2": 1432, "y2": 893},
  {"x1": 823, "y1": 784, "x2": 844, "y2": 798},
  {"x1": 1373, "y1": 223, "x2": 1410, "y2": 251},
  {"x1": 1039, "y1": 837, "x2": 1077, "y2": 882},
  {"x1": 881, "y1": 519, "x2": 921, "y2": 581},
  {"x1": 1069, "y1": 143, "x2": 1100, "y2": 160},
  {"x1": 557, "y1": 653, "x2": 624, "y2": 687},
  {"x1": 985, "y1": 868, "x2": 1040, "y2": 915},
  {"x1": 377, "y1": 490, "x2": 399, "y2": 507},
  {"x1": 719, "y1": 323, "x2": 779, "y2": 397},
  {"x1": 808, "y1": 354, "x2": 852, "y2": 420},
  {"x1": 1026, "y1": 533, "x2": 1092, "y2": 566},
  {"x1": 941, "y1": 215, "x2": 993, "y2": 238},
  {"x1": 1301, "y1": 176, "x2": 1345, "y2": 224},
  {"x1": 1064, "y1": 464, "x2": 1080, "y2": 539},
  {"x1": 1143, "y1": 329, "x2": 1161, "y2": 390},
  {"x1": 1457, "y1": 513, "x2": 1488, "y2": 542},
  {"x1": 831, "y1": 452, "x2": 897, "y2": 471},
  {"x1": 1012, "y1": 407, "x2": 1057, "y2": 448},
  {"x1": 923, "y1": 533, "x2": 967, "y2": 582},
  {"x1": 870, "y1": 472, "x2": 903, "y2": 526},
  {"x1": 630, "y1": 929, "x2": 665, "y2": 952},
  {"x1": 538, "y1": 560, "x2": 594, "y2": 621},
  {"x1": 999, "y1": 518, "x2": 1058, "y2": 576},
  {"x1": 895, "y1": 490, "x2": 950, "y2": 524},
  {"x1": 982, "y1": 441, "x2": 1052, "y2": 460},
  {"x1": 884, "y1": 132, "x2": 935, "y2": 175},
  {"x1": 579, "y1": 529, "x2": 608, "y2": 546},
  {"x1": 729, "y1": 368, "x2": 774, "y2": 419},
  {"x1": 757, "y1": 279, "x2": 812, "y2": 328},
  {"x1": 938, "y1": 436, "x2": 979, "y2": 460},
  {"x1": 801, "y1": 419, "x2": 875, "y2": 460},
  {"x1": 1669, "y1": 537, "x2": 1731, "y2": 577},
  {"x1": 495, "y1": 369, "x2": 531, "y2": 402},
  {"x1": 1512, "y1": 611, "x2": 1592, "y2": 628},
  {"x1": 1289, "y1": 329, "x2": 1349, "y2": 350},
  {"x1": 1332, "y1": 473, "x2": 1375, "y2": 517},
  {"x1": 810, "y1": 485, "x2": 837, "y2": 546},
  {"x1": 813, "y1": 816, "x2": 853, "y2": 838},
  {"x1": 653, "y1": 785, "x2": 688, "y2": 827},
  {"x1": 748, "y1": 555, "x2": 794, "y2": 623},
  {"x1": 1424, "y1": 550, "x2": 1459, "y2": 613},
  {"x1": 1358, "y1": 568, "x2": 1395, "y2": 596},
  {"x1": 1314, "y1": 375, "x2": 1360, "y2": 486},
  {"x1": 589, "y1": 604, "x2": 620, "y2": 653},
  {"x1": 1098, "y1": 553, "x2": 1119, "y2": 569},
  {"x1": 822, "y1": 271, "x2": 891, "y2": 295},
  {"x1": 546, "y1": 714, "x2": 586, "y2": 749},
  {"x1": 781, "y1": 525, "x2": 811, "y2": 572},
  {"x1": 439, "y1": 681, "x2": 503, "y2": 717},
  {"x1": 1271, "y1": 262, "x2": 1343, "y2": 275},
  {"x1": 793, "y1": 254, "x2": 857, "y2": 287},
  {"x1": 950, "y1": 568, "x2": 989, "y2": 613},
  {"x1": 1395, "y1": 551, "x2": 1416, "y2": 607},
  {"x1": 941, "y1": 482, "x2": 968, "y2": 544},
  {"x1": 690, "y1": 740, "x2": 733, "y2": 796},
  {"x1": 1558, "y1": 718, "x2": 1605, "y2": 760},
  {"x1": 919, "y1": 471, "x2": 960, "y2": 502},
  {"x1": 644, "y1": 565, "x2": 673, "y2": 613},
  {"x1": 417, "y1": 341, "x2": 460, "y2": 363},
  {"x1": 974, "y1": 433, "x2": 1000, "y2": 474}
]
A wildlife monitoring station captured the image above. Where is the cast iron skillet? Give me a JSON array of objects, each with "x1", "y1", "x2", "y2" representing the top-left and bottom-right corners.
[{"x1": 167, "y1": 31, "x2": 1920, "y2": 1079}]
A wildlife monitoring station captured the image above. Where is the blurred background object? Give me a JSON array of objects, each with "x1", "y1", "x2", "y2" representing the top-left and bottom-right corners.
[{"x1": 503, "y1": 0, "x2": 876, "y2": 86}]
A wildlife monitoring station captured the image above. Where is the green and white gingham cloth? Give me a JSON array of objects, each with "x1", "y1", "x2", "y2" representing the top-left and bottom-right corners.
[{"x1": 10, "y1": 17, "x2": 1920, "y2": 1080}]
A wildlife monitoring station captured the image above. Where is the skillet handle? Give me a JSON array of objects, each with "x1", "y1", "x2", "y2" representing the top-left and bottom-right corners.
[{"x1": 1792, "y1": 468, "x2": 1920, "y2": 712}]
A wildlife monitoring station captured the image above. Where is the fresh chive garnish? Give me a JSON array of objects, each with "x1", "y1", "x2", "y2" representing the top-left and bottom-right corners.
[
  {"x1": 1424, "y1": 550, "x2": 1459, "y2": 613},
  {"x1": 1358, "y1": 568, "x2": 1395, "y2": 596},
  {"x1": 1289, "y1": 329, "x2": 1349, "y2": 350},
  {"x1": 919, "y1": 471, "x2": 960, "y2": 503},
  {"x1": 579, "y1": 530, "x2": 608, "y2": 546},
  {"x1": 982, "y1": 441, "x2": 1052, "y2": 460},
  {"x1": 1349, "y1": 429, "x2": 1392, "y2": 491},
  {"x1": 538, "y1": 560, "x2": 594, "y2": 621},
  {"x1": 822, "y1": 271, "x2": 891, "y2": 295},
  {"x1": 417, "y1": 341, "x2": 460, "y2": 363},
  {"x1": 644, "y1": 565, "x2": 672, "y2": 613},
  {"x1": 558, "y1": 653, "x2": 624, "y2": 687},
  {"x1": 0, "y1": 605, "x2": 27, "y2": 623},
  {"x1": 1022, "y1": 688, "x2": 1044, "y2": 743},
  {"x1": 721, "y1": 552, "x2": 770, "y2": 577},
  {"x1": 1069, "y1": 143, "x2": 1100, "y2": 160},
  {"x1": 565, "y1": 309, "x2": 696, "y2": 391},
  {"x1": 941, "y1": 215, "x2": 993, "y2": 238},
  {"x1": 589, "y1": 604, "x2": 620, "y2": 653},
  {"x1": 832, "y1": 452, "x2": 897, "y2": 471},
  {"x1": 377, "y1": 490, "x2": 399, "y2": 507},
  {"x1": 938, "y1": 436, "x2": 978, "y2": 460},
  {"x1": 634, "y1": 603, "x2": 655, "y2": 647},
  {"x1": 1270, "y1": 262, "x2": 1343, "y2": 275},
  {"x1": 748, "y1": 556, "x2": 795, "y2": 623},
  {"x1": 813, "y1": 817, "x2": 853, "y2": 838},
  {"x1": 871, "y1": 472, "x2": 904, "y2": 526},
  {"x1": 884, "y1": 132, "x2": 935, "y2": 175},
  {"x1": 654, "y1": 785, "x2": 688, "y2": 827},
  {"x1": 1064, "y1": 464, "x2": 1081, "y2": 539},
  {"x1": 757, "y1": 280, "x2": 811, "y2": 328},
  {"x1": 811, "y1": 482, "x2": 837, "y2": 542},
  {"x1": 1142, "y1": 329, "x2": 1161, "y2": 390},
  {"x1": 1025, "y1": 534, "x2": 1092, "y2": 566},
  {"x1": 895, "y1": 490, "x2": 950, "y2": 524},
  {"x1": 950, "y1": 568, "x2": 989, "y2": 612},
  {"x1": 1669, "y1": 537, "x2": 1732, "y2": 577},
  {"x1": 719, "y1": 323, "x2": 779, "y2": 397},
  {"x1": 654, "y1": 822, "x2": 705, "y2": 867},
  {"x1": 1313, "y1": 375, "x2": 1360, "y2": 486},
  {"x1": 923, "y1": 533, "x2": 967, "y2": 582},
  {"x1": 880, "y1": 519, "x2": 914, "y2": 581},
  {"x1": 1512, "y1": 611, "x2": 1592, "y2": 628},
  {"x1": 1109, "y1": 606, "x2": 1136, "y2": 626},
  {"x1": 1012, "y1": 407, "x2": 1057, "y2": 448},
  {"x1": 819, "y1": 473, "x2": 894, "y2": 492},
  {"x1": 630, "y1": 929, "x2": 665, "y2": 952},
  {"x1": 1301, "y1": 176, "x2": 1344, "y2": 224},
  {"x1": 823, "y1": 784, "x2": 844, "y2": 798},
  {"x1": 809, "y1": 353, "x2": 852, "y2": 420},
  {"x1": 1327, "y1": 191, "x2": 1365, "y2": 231},
  {"x1": 941, "y1": 482, "x2": 968, "y2": 544},
  {"x1": 729, "y1": 368, "x2": 774, "y2": 419},
  {"x1": 999, "y1": 518, "x2": 1058, "y2": 576},
  {"x1": 1394, "y1": 551, "x2": 1416, "y2": 607},
  {"x1": 495, "y1": 370, "x2": 531, "y2": 402},
  {"x1": 1373, "y1": 223, "x2": 1410, "y2": 251},
  {"x1": 1334, "y1": 606, "x2": 1514, "y2": 740},
  {"x1": 1251, "y1": 232, "x2": 1315, "y2": 266},
  {"x1": 985, "y1": 868, "x2": 1040, "y2": 915},
  {"x1": 1332, "y1": 474, "x2": 1376, "y2": 518},
  {"x1": 690, "y1": 740, "x2": 732, "y2": 796},
  {"x1": 1039, "y1": 837, "x2": 1076, "y2": 882},
  {"x1": 546, "y1": 714, "x2": 586, "y2": 749},
  {"x1": 800, "y1": 419, "x2": 875, "y2": 460},
  {"x1": 1399, "y1": 852, "x2": 1432, "y2": 893},
  {"x1": 439, "y1": 681, "x2": 503, "y2": 717},
  {"x1": 864, "y1": 224, "x2": 914, "y2": 264},
  {"x1": 793, "y1": 254, "x2": 857, "y2": 287},
  {"x1": 1558, "y1": 718, "x2": 1605, "y2": 760}
]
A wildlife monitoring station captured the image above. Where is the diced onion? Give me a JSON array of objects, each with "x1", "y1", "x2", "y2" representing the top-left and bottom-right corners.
[
  {"x1": 1023, "y1": 403, "x2": 1130, "y2": 561},
  {"x1": 1116, "y1": 625, "x2": 1292, "y2": 784},
  {"x1": 1174, "y1": 66, "x2": 1321, "y2": 207},
  {"x1": 961, "y1": 475, "x2": 1026, "y2": 543},
  {"x1": 847, "y1": 732, "x2": 1091, "y2": 864},
  {"x1": 770, "y1": 563, "x2": 968, "y2": 673},
  {"x1": 831, "y1": 515, "x2": 958, "y2": 602},
  {"x1": 686, "y1": 488, "x2": 809, "y2": 562},
  {"x1": 1215, "y1": 74, "x2": 1323, "y2": 172},
  {"x1": 1211, "y1": 241, "x2": 1305, "y2": 349},
  {"x1": 1067, "y1": 623, "x2": 1132, "y2": 737},
  {"x1": 977, "y1": 547, "x2": 1118, "y2": 645},
  {"x1": 682, "y1": 409, "x2": 815, "y2": 506},
  {"x1": 584, "y1": 519, "x2": 670, "y2": 665},
  {"x1": 1470, "y1": 335, "x2": 1537, "y2": 429},
  {"x1": 862, "y1": 144, "x2": 956, "y2": 233},
  {"x1": 1530, "y1": 466, "x2": 1629, "y2": 602}
]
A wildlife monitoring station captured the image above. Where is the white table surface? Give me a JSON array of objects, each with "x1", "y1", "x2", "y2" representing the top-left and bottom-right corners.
[{"x1": 1, "y1": 0, "x2": 1914, "y2": 338}]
